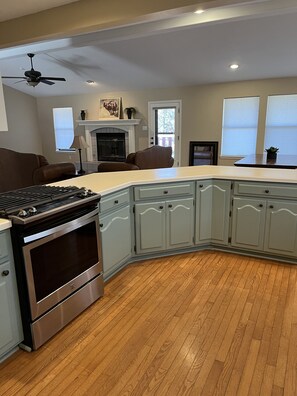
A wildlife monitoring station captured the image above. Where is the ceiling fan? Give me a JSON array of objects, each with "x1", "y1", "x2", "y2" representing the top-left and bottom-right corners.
[{"x1": 2, "y1": 53, "x2": 66, "y2": 87}]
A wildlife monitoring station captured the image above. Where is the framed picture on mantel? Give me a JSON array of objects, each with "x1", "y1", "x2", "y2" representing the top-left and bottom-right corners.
[{"x1": 99, "y1": 98, "x2": 121, "y2": 119}]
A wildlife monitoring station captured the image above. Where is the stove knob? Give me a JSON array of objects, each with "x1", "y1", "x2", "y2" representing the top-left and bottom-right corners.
[
  {"x1": 80, "y1": 188, "x2": 89, "y2": 197},
  {"x1": 18, "y1": 209, "x2": 28, "y2": 217},
  {"x1": 28, "y1": 207, "x2": 37, "y2": 215}
]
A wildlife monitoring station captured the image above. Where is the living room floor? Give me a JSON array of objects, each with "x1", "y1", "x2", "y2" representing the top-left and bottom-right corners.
[{"x1": 1, "y1": 251, "x2": 296, "y2": 395}]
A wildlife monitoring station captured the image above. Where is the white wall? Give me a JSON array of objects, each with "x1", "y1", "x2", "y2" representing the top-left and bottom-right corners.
[{"x1": 0, "y1": 85, "x2": 42, "y2": 154}]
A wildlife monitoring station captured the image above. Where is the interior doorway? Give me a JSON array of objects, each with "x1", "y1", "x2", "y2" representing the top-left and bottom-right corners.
[{"x1": 148, "y1": 100, "x2": 181, "y2": 166}]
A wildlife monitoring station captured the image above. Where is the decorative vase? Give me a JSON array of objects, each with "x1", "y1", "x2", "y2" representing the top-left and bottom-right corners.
[
  {"x1": 80, "y1": 110, "x2": 86, "y2": 120},
  {"x1": 267, "y1": 152, "x2": 277, "y2": 160},
  {"x1": 126, "y1": 108, "x2": 133, "y2": 119}
]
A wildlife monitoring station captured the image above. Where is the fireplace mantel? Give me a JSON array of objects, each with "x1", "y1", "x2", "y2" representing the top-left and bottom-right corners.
[{"x1": 77, "y1": 119, "x2": 141, "y2": 161}]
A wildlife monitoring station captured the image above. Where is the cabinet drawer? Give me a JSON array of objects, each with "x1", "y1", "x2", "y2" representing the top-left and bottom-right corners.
[
  {"x1": 134, "y1": 182, "x2": 194, "y2": 200},
  {"x1": 0, "y1": 232, "x2": 9, "y2": 262},
  {"x1": 234, "y1": 182, "x2": 297, "y2": 199},
  {"x1": 100, "y1": 189, "x2": 130, "y2": 214}
]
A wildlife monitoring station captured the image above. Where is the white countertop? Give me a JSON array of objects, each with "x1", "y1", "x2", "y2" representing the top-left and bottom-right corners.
[
  {"x1": 53, "y1": 165, "x2": 297, "y2": 195},
  {"x1": 2, "y1": 166, "x2": 297, "y2": 231}
]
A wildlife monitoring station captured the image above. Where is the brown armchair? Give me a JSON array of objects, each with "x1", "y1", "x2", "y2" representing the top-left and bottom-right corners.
[
  {"x1": 97, "y1": 146, "x2": 174, "y2": 172},
  {"x1": 0, "y1": 148, "x2": 76, "y2": 192}
]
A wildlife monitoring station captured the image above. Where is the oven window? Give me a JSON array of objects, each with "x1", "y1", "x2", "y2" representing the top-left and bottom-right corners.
[{"x1": 30, "y1": 222, "x2": 99, "y2": 302}]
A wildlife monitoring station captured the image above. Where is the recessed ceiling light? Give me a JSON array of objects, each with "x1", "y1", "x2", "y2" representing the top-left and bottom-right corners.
[
  {"x1": 230, "y1": 64, "x2": 239, "y2": 70},
  {"x1": 194, "y1": 9, "x2": 204, "y2": 14},
  {"x1": 86, "y1": 80, "x2": 95, "y2": 84}
]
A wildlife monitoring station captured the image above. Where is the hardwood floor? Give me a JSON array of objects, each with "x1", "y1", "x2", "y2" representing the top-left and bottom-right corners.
[{"x1": 1, "y1": 251, "x2": 297, "y2": 395}]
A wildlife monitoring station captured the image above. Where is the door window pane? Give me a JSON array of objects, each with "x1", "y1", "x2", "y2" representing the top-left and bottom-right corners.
[
  {"x1": 53, "y1": 107, "x2": 74, "y2": 151},
  {"x1": 155, "y1": 108, "x2": 175, "y2": 156}
]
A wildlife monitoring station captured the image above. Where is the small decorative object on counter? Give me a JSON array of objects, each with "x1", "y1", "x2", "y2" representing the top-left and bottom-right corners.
[
  {"x1": 265, "y1": 146, "x2": 279, "y2": 160},
  {"x1": 80, "y1": 110, "x2": 86, "y2": 120},
  {"x1": 124, "y1": 107, "x2": 136, "y2": 119}
]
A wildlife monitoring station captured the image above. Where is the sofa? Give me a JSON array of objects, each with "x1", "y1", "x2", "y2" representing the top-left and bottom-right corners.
[
  {"x1": 97, "y1": 145, "x2": 174, "y2": 172},
  {"x1": 0, "y1": 148, "x2": 76, "y2": 192}
]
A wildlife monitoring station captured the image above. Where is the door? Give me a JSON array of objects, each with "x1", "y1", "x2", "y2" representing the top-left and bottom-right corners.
[
  {"x1": 148, "y1": 100, "x2": 181, "y2": 166},
  {"x1": 100, "y1": 206, "x2": 132, "y2": 278},
  {"x1": 166, "y1": 198, "x2": 194, "y2": 249},
  {"x1": 231, "y1": 197, "x2": 266, "y2": 251},
  {"x1": 195, "y1": 180, "x2": 231, "y2": 245},
  {"x1": 135, "y1": 202, "x2": 166, "y2": 254},
  {"x1": 264, "y1": 200, "x2": 297, "y2": 257}
]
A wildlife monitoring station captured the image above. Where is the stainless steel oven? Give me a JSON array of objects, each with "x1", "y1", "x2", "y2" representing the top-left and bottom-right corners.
[{"x1": 0, "y1": 185, "x2": 104, "y2": 350}]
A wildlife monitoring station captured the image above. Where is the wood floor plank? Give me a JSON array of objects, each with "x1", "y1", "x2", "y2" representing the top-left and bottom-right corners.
[{"x1": 1, "y1": 251, "x2": 297, "y2": 396}]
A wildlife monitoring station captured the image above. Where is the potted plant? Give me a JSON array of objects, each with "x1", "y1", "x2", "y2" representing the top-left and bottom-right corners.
[
  {"x1": 124, "y1": 107, "x2": 136, "y2": 119},
  {"x1": 265, "y1": 146, "x2": 279, "y2": 160}
]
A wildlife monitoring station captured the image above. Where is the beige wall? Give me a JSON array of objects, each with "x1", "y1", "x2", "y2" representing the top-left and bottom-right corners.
[
  {"x1": 0, "y1": 85, "x2": 42, "y2": 154},
  {"x1": 36, "y1": 76, "x2": 297, "y2": 167},
  {"x1": 2, "y1": 76, "x2": 297, "y2": 166}
]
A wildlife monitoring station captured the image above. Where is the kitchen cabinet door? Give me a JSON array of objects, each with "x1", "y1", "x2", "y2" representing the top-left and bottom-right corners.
[
  {"x1": 135, "y1": 202, "x2": 166, "y2": 254},
  {"x1": 231, "y1": 197, "x2": 266, "y2": 251},
  {"x1": 0, "y1": 260, "x2": 23, "y2": 361},
  {"x1": 195, "y1": 180, "x2": 231, "y2": 245},
  {"x1": 166, "y1": 198, "x2": 194, "y2": 249},
  {"x1": 264, "y1": 201, "x2": 297, "y2": 257},
  {"x1": 100, "y1": 205, "x2": 132, "y2": 279}
]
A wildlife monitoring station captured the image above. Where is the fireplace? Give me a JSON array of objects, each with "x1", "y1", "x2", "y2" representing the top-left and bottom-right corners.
[{"x1": 97, "y1": 132, "x2": 126, "y2": 162}]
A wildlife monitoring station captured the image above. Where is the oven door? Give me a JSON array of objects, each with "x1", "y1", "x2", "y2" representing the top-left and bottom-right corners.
[{"x1": 22, "y1": 208, "x2": 102, "y2": 320}]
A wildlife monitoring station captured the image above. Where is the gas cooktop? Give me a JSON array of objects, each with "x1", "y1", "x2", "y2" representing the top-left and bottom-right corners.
[{"x1": 0, "y1": 185, "x2": 100, "y2": 224}]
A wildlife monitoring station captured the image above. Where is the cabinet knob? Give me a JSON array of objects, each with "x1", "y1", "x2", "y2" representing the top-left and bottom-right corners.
[
  {"x1": 199, "y1": 184, "x2": 203, "y2": 188},
  {"x1": 1, "y1": 270, "x2": 9, "y2": 276},
  {"x1": 269, "y1": 205, "x2": 274, "y2": 209},
  {"x1": 265, "y1": 190, "x2": 270, "y2": 194},
  {"x1": 100, "y1": 223, "x2": 103, "y2": 228},
  {"x1": 168, "y1": 204, "x2": 173, "y2": 208},
  {"x1": 114, "y1": 200, "x2": 119, "y2": 204},
  {"x1": 163, "y1": 191, "x2": 168, "y2": 194},
  {"x1": 259, "y1": 204, "x2": 263, "y2": 208},
  {"x1": 159, "y1": 206, "x2": 164, "y2": 209}
]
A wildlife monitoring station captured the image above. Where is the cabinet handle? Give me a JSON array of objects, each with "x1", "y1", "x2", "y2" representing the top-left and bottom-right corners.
[
  {"x1": 114, "y1": 200, "x2": 119, "y2": 204},
  {"x1": 100, "y1": 223, "x2": 103, "y2": 228},
  {"x1": 269, "y1": 205, "x2": 274, "y2": 209},
  {"x1": 159, "y1": 206, "x2": 164, "y2": 209},
  {"x1": 199, "y1": 184, "x2": 203, "y2": 188},
  {"x1": 259, "y1": 204, "x2": 263, "y2": 208},
  {"x1": 265, "y1": 190, "x2": 270, "y2": 194},
  {"x1": 1, "y1": 270, "x2": 9, "y2": 276},
  {"x1": 163, "y1": 191, "x2": 168, "y2": 194},
  {"x1": 168, "y1": 204, "x2": 173, "y2": 208}
]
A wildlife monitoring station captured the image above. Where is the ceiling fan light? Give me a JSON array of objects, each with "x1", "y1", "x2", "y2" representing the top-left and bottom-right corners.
[{"x1": 27, "y1": 81, "x2": 38, "y2": 87}]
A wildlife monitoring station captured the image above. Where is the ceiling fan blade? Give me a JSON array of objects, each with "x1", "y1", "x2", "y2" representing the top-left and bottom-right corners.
[
  {"x1": 40, "y1": 80, "x2": 55, "y2": 85},
  {"x1": 40, "y1": 77, "x2": 66, "y2": 81},
  {"x1": 2, "y1": 76, "x2": 26, "y2": 79}
]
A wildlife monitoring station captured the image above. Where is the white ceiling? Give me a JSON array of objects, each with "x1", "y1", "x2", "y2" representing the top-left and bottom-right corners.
[{"x1": 1, "y1": 0, "x2": 297, "y2": 97}]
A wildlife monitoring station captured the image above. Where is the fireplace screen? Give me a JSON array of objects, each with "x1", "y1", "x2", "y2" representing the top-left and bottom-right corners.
[
  {"x1": 97, "y1": 133, "x2": 126, "y2": 162},
  {"x1": 189, "y1": 141, "x2": 218, "y2": 166}
]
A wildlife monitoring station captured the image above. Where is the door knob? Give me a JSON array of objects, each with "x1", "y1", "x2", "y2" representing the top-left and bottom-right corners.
[{"x1": 2, "y1": 270, "x2": 9, "y2": 276}]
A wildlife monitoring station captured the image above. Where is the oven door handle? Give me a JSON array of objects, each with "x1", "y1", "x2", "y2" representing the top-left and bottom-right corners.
[{"x1": 23, "y1": 207, "x2": 99, "y2": 244}]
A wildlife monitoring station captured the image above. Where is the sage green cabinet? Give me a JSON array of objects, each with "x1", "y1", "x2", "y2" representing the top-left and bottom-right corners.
[
  {"x1": 135, "y1": 198, "x2": 194, "y2": 254},
  {"x1": 195, "y1": 180, "x2": 231, "y2": 245},
  {"x1": 264, "y1": 200, "x2": 297, "y2": 257},
  {"x1": 0, "y1": 230, "x2": 23, "y2": 361},
  {"x1": 231, "y1": 197, "x2": 266, "y2": 251},
  {"x1": 99, "y1": 189, "x2": 132, "y2": 279}
]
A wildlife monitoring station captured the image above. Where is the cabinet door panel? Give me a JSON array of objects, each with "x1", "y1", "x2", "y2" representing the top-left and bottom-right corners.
[
  {"x1": 231, "y1": 198, "x2": 266, "y2": 250},
  {"x1": 100, "y1": 206, "x2": 132, "y2": 277},
  {"x1": 196, "y1": 180, "x2": 231, "y2": 245},
  {"x1": 166, "y1": 198, "x2": 194, "y2": 249},
  {"x1": 135, "y1": 202, "x2": 166, "y2": 254},
  {"x1": 264, "y1": 201, "x2": 297, "y2": 256}
]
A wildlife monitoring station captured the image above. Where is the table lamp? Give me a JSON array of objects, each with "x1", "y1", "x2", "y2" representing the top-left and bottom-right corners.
[{"x1": 70, "y1": 135, "x2": 89, "y2": 174}]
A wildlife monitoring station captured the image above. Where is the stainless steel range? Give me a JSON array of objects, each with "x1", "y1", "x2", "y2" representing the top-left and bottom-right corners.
[{"x1": 0, "y1": 185, "x2": 103, "y2": 350}]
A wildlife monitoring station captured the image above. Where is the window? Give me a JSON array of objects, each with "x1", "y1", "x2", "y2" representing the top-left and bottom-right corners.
[
  {"x1": 221, "y1": 97, "x2": 260, "y2": 157},
  {"x1": 264, "y1": 94, "x2": 297, "y2": 154},
  {"x1": 53, "y1": 107, "x2": 74, "y2": 151}
]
